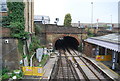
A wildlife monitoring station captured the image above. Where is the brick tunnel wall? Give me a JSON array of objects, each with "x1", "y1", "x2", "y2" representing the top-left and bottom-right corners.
[
  {"x1": 35, "y1": 24, "x2": 87, "y2": 47},
  {"x1": 46, "y1": 33, "x2": 87, "y2": 46}
]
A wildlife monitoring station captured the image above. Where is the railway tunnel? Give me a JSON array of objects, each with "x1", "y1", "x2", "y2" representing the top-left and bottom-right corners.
[{"x1": 54, "y1": 36, "x2": 79, "y2": 51}]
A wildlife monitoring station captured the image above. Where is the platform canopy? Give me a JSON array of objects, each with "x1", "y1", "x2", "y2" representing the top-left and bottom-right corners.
[{"x1": 85, "y1": 33, "x2": 120, "y2": 52}]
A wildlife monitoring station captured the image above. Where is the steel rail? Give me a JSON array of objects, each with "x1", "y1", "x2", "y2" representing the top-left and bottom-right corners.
[
  {"x1": 72, "y1": 49, "x2": 114, "y2": 81},
  {"x1": 67, "y1": 49, "x2": 102, "y2": 81},
  {"x1": 71, "y1": 50, "x2": 102, "y2": 81},
  {"x1": 64, "y1": 52, "x2": 80, "y2": 81}
]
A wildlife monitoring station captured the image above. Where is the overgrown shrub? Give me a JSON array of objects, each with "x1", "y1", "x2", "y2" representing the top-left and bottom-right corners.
[
  {"x1": 7, "y1": 1, "x2": 29, "y2": 39},
  {"x1": 29, "y1": 36, "x2": 41, "y2": 53}
]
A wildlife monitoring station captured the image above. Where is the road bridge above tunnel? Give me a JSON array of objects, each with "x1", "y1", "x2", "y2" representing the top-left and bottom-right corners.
[{"x1": 35, "y1": 24, "x2": 88, "y2": 49}]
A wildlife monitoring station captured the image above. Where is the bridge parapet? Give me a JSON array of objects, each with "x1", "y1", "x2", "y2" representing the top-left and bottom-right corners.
[{"x1": 40, "y1": 24, "x2": 86, "y2": 34}]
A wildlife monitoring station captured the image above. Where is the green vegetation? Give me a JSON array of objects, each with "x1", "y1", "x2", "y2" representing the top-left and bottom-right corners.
[
  {"x1": 103, "y1": 24, "x2": 109, "y2": 28},
  {"x1": 78, "y1": 43, "x2": 82, "y2": 52},
  {"x1": 1, "y1": 68, "x2": 10, "y2": 79},
  {"x1": 18, "y1": 40, "x2": 24, "y2": 55},
  {"x1": 1, "y1": 68, "x2": 23, "y2": 80},
  {"x1": 38, "y1": 55, "x2": 49, "y2": 67},
  {"x1": 1, "y1": 68, "x2": 9, "y2": 75},
  {"x1": 22, "y1": 55, "x2": 27, "y2": 58},
  {"x1": 28, "y1": 36, "x2": 42, "y2": 63},
  {"x1": 64, "y1": 13, "x2": 72, "y2": 27},
  {"x1": 29, "y1": 36, "x2": 41, "y2": 53},
  {"x1": 1, "y1": 68, "x2": 9, "y2": 79},
  {"x1": 86, "y1": 28, "x2": 96, "y2": 37},
  {"x1": 2, "y1": 73, "x2": 10, "y2": 79},
  {"x1": 7, "y1": 1, "x2": 29, "y2": 39},
  {"x1": 1, "y1": 16, "x2": 9, "y2": 27},
  {"x1": 35, "y1": 24, "x2": 42, "y2": 35}
]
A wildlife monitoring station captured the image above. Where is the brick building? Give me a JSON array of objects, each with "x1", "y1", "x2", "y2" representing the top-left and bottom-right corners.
[
  {"x1": 72, "y1": 23, "x2": 118, "y2": 28},
  {"x1": 0, "y1": 0, "x2": 34, "y2": 69},
  {"x1": 24, "y1": 0, "x2": 34, "y2": 33},
  {"x1": 0, "y1": 0, "x2": 34, "y2": 33}
]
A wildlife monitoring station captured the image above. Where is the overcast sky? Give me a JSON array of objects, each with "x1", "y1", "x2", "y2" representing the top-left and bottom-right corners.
[{"x1": 34, "y1": 0, "x2": 119, "y2": 25}]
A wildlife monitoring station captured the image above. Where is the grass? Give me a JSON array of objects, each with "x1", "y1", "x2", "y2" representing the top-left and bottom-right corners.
[{"x1": 38, "y1": 55, "x2": 49, "y2": 67}]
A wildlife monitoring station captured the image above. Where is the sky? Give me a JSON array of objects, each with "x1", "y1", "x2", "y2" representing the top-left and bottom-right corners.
[{"x1": 34, "y1": 0, "x2": 119, "y2": 25}]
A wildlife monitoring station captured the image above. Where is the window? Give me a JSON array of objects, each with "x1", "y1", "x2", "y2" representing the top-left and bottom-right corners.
[{"x1": 0, "y1": 0, "x2": 7, "y2": 12}]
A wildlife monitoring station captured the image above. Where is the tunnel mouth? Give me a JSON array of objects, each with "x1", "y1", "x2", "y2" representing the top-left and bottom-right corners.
[{"x1": 54, "y1": 36, "x2": 79, "y2": 51}]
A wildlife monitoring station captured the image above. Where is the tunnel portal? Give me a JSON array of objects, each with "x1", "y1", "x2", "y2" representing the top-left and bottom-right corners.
[{"x1": 54, "y1": 36, "x2": 79, "y2": 51}]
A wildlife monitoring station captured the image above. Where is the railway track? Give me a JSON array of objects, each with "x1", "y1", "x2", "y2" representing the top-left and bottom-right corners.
[
  {"x1": 50, "y1": 49, "x2": 115, "y2": 81},
  {"x1": 49, "y1": 50, "x2": 79, "y2": 81},
  {"x1": 67, "y1": 49, "x2": 115, "y2": 81}
]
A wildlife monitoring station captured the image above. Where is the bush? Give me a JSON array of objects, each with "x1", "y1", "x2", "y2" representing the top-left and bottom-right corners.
[
  {"x1": 2, "y1": 68, "x2": 9, "y2": 75},
  {"x1": 2, "y1": 73, "x2": 10, "y2": 79},
  {"x1": 87, "y1": 28, "x2": 95, "y2": 37},
  {"x1": 29, "y1": 36, "x2": 41, "y2": 52},
  {"x1": 22, "y1": 55, "x2": 27, "y2": 58},
  {"x1": 35, "y1": 24, "x2": 42, "y2": 35},
  {"x1": 1, "y1": 68, "x2": 10, "y2": 79}
]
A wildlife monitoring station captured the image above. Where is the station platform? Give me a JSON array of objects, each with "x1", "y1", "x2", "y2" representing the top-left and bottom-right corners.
[
  {"x1": 41, "y1": 54, "x2": 58, "y2": 80},
  {"x1": 101, "y1": 61, "x2": 120, "y2": 74},
  {"x1": 82, "y1": 54, "x2": 120, "y2": 80}
]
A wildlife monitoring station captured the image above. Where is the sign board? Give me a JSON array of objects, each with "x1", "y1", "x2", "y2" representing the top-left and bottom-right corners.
[
  {"x1": 36, "y1": 48, "x2": 43, "y2": 62},
  {"x1": 22, "y1": 66, "x2": 44, "y2": 76},
  {"x1": 96, "y1": 55, "x2": 112, "y2": 61}
]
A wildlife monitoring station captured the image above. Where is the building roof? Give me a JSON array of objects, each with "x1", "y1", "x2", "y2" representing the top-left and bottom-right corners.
[
  {"x1": 34, "y1": 15, "x2": 50, "y2": 21},
  {"x1": 85, "y1": 33, "x2": 120, "y2": 52},
  {"x1": 34, "y1": 15, "x2": 50, "y2": 24},
  {"x1": 71, "y1": 23, "x2": 118, "y2": 28}
]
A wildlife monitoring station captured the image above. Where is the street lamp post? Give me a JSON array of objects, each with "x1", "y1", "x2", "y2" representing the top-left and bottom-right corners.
[
  {"x1": 78, "y1": 21, "x2": 81, "y2": 55},
  {"x1": 97, "y1": 19, "x2": 99, "y2": 29},
  {"x1": 78, "y1": 21, "x2": 80, "y2": 27},
  {"x1": 91, "y1": 2, "x2": 93, "y2": 28},
  {"x1": 110, "y1": 15, "x2": 113, "y2": 30},
  {"x1": 81, "y1": 28, "x2": 83, "y2": 57}
]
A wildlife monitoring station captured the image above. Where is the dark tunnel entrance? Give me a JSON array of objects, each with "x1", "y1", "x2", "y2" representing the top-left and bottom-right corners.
[{"x1": 54, "y1": 36, "x2": 79, "y2": 51}]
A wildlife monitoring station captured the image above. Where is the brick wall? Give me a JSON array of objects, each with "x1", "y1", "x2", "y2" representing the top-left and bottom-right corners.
[
  {"x1": 2, "y1": 38, "x2": 21, "y2": 70},
  {"x1": 83, "y1": 41, "x2": 97, "y2": 57},
  {"x1": 0, "y1": 27, "x2": 11, "y2": 37},
  {"x1": 37, "y1": 24, "x2": 86, "y2": 34},
  {"x1": 0, "y1": 12, "x2": 8, "y2": 16},
  {"x1": 35, "y1": 24, "x2": 88, "y2": 46}
]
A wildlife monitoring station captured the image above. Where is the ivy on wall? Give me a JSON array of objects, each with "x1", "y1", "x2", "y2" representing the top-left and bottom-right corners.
[
  {"x1": 1, "y1": 16, "x2": 9, "y2": 27},
  {"x1": 7, "y1": 1, "x2": 29, "y2": 39}
]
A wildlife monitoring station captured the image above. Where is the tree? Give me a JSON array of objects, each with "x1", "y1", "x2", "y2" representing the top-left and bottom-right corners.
[{"x1": 63, "y1": 13, "x2": 72, "y2": 27}]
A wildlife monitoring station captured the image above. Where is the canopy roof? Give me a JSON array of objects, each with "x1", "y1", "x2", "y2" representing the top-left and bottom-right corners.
[{"x1": 85, "y1": 33, "x2": 120, "y2": 52}]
